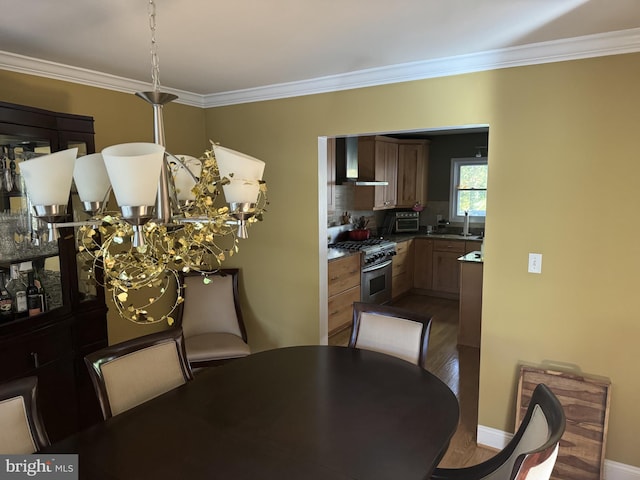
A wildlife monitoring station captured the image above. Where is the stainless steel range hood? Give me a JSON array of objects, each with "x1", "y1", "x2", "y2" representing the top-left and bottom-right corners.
[{"x1": 335, "y1": 137, "x2": 388, "y2": 186}]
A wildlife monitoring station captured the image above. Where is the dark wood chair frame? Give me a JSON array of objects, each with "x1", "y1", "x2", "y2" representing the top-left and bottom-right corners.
[
  {"x1": 84, "y1": 328, "x2": 193, "y2": 420},
  {"x1": 0, "y1": 376, "x2": 50, "y2": 451},
  {"x1": 174, "y1": 268, "x2": 249, "y2": 368},
  {"x1": 348, "y1": 301, "x2": 433, "y2": 369},
  {"x1": 431, "y1": 383, "x2": 566, "y2": 480}
]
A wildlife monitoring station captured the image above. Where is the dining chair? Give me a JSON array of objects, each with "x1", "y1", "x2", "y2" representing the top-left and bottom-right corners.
[
  {"x1": 0, "y1": 376, "x2": 50, "y2": 454},
  {"x1": 175, "y1": 269, "x2": 251, "y2": 368},
  {"x1": 348, "y1": 301, "x2": 433, "y2": 369},
  {"x1": 85, "y1": 328, "x2": 193, "y2": 420},
  {"x1": 431, "y1": 383, "x2": 566, "y2": 480}
]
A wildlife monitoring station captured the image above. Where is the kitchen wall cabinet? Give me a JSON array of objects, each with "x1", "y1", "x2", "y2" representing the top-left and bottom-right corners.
[
  {"x1": 0, "y1": 101, "x2": 107, "y2": 442},
  {"x1": 392, "y1": 239, "x2": 414, "y2": 299},
  {"x1": 353, "y1": 136, "x2": 398, "y2": 210},
  {"x1": 328, "y1": 254, "x2": 361, "y2": 335},
  {"x1": 352, "y1": 136, "x2": 429, "y2": 211},
  {"x1": 396, "y1": 140, "x2": 429, "y2": 208}
]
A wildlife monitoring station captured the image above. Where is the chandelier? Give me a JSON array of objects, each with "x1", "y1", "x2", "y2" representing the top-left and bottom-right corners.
[{"x1": 17, "y1": 0, "x2": 268, "y2": 324}]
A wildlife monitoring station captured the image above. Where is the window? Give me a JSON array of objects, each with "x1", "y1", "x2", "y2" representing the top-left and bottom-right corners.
[{"x1": 450, "y1": 157, "x2": 487, "y2": 222}]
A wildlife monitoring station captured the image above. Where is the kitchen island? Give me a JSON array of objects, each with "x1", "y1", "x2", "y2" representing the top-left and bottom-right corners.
[{"x1": 457, "y1": 251, "x2": 483, "y2": 348}]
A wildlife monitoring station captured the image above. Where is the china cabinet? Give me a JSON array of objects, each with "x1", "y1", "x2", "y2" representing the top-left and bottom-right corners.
[{"x1": 0, "y1": 101, "x2": 107, "y2": 441}]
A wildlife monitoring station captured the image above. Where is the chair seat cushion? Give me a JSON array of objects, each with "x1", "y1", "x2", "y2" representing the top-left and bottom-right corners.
[{"x1": 185, "y1": 333, "x2": 251, "y2": 362}]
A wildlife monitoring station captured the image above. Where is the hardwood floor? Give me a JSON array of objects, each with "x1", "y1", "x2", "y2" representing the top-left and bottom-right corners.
[{"x1": 328, "y1": 294, "x2": 496, "y2": 468}]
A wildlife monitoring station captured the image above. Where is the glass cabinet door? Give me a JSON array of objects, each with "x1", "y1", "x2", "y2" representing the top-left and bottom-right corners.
[{"x1": 0, "y1": 132, "x2": 64, "y2": 318}]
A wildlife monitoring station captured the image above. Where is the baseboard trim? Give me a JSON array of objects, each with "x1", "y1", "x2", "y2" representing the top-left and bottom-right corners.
[{"x1": 477, "y1": 425, "x2": 640, "y2": 480}]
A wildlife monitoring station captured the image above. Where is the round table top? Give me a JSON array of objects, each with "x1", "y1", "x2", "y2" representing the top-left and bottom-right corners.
[{"x1": 46, "y1": 345, "x2": 460, "y2": 480}]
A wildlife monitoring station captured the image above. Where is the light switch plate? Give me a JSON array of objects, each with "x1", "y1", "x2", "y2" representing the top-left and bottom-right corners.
[{"x1": 528, "y1": 253, "x2": 542, "y2": 274}]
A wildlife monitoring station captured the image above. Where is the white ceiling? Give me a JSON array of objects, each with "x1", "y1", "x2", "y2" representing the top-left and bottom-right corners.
[{"x1": 1, "y1": 0, "x2": 640, "y2": 107}]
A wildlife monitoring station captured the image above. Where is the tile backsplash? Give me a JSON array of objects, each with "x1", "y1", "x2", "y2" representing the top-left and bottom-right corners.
[{"x1": 328, "y1": 186, "x2": 484, "y2": 235}]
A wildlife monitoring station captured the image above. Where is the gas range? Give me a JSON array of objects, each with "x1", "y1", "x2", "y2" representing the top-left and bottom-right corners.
[{"x1": 328, "y1": 238, "x2": 397, "y2": 267}]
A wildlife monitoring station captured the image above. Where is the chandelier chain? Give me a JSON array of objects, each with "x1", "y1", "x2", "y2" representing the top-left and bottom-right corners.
[{"x1": 148, "y1": 0, "x2": 161, "y2": 92}]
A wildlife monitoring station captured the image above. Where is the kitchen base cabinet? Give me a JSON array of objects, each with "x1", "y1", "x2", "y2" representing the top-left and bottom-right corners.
[
  {"x1": 392, "y1": 239, "x2": 414, "y2": 299},
  {"x1": 328, "y1": 285, "x2": 360, "y2": 335},
  {"x1": 432, "y1": 244, "x2": 466, "y2": 295},
  {"x1": 413, "y1": 238, "x2": 433, "y2": 291},
  {"x1": 412, "y1": 238, "x2": 482, "y2": 299},
  {"x1": 328, "y1": 254, "x2": 361, "y2": 335},
  {"x1": 458, "y1": 259, "x2": 483, "y2": 348}
]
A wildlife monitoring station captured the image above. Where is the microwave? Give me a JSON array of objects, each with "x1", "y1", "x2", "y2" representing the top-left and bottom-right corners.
[{"x1": 394, "y1": 211, "x2": 420, "y2": 232}]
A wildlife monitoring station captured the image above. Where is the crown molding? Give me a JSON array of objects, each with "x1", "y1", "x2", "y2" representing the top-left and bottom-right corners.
[
  {"x1": 0, "y1": 51, "x2": 205, "y2": 107},
  {"x1": 203, "y1": 27, "x2": 640, "y2": 107},
  {"x1": 1, "y1": 27, "x2": 639, "y2": 109}
]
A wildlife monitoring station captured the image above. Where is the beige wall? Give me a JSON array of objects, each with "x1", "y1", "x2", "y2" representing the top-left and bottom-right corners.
[
  {"x1": 203, "y1": 55, "x2": 639, "y2": 467},
  {"x1": 2, "y1": 52, "x2": 639, "y2": 467}
]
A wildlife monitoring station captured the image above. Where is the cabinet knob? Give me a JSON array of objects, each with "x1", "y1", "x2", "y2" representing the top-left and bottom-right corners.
[{"x1": 30, "y1": 352, "x2": 40, "y2": 369}]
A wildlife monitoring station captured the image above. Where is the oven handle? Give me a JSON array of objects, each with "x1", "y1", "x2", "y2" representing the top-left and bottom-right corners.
[{"x1": 361, "y1": 259, "x2": 393, "y2": 273}]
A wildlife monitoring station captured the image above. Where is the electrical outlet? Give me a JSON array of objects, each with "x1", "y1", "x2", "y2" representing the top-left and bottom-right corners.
[{"x1": 528, "y1": 253, "x2": 542, "y2": 274}]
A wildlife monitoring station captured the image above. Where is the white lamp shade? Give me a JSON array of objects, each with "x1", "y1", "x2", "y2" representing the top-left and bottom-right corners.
[
  {"x1": 20, "y1": 147, "x2": 78, "y2": 205},
  {"x1": 222, "y1": 180, "x2": 261, "y2": 204},
  {"x1": 171, "y1": 155, "x2": 201, "y2": 201},
  {"x1": 212, "y1": 145, "x2": 265, "y2": 204},
  {"x1": 102, "y1": 143, "x2": 165, "y2": 207},
  {"x1": 73, "y1": 153, "x2": 111, "y2": 203}
]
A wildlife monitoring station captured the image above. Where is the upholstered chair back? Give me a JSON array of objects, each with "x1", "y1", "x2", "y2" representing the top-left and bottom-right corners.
[
  {"x1": 181, "y1": 273, "x2": 243, "y2": 338},
  {"x1": 85, "y1": 328, "x2": 193, "y2": 419},
  {"x1": 175, "y1": 269, "x2": 250, "y2": 368},
  {"x1": 0, "y1": 376, "x2": 49, "y2": 454},
  {"x1": 431, "y1": 383, "x2": 566, "y2": 480},
  {"x1": 349, "y1": 302, "x2": 432, "y2": 369}
]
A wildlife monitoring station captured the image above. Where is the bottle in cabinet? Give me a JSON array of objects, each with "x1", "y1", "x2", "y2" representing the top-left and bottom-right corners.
[
  {"x1": 6, "y1": 264, "x2": 27, "y2": 318},
  {"x1": 0, "y1": 272, "x2": 13, "y2": 321},
  {"x1": 33, "y1": 265, "x2": 47, "y2": 312},
  {"x1": 27, "y1": 270, "x2": 43, "y2": 317}
]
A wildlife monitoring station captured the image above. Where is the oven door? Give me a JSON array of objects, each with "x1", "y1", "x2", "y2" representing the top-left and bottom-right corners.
[
  {"x1": 395, "y1": 217, "x2": 419, "y2": 232},
  {"x1": 361, "y1": 259, "x2": 393, "y2": 305}
]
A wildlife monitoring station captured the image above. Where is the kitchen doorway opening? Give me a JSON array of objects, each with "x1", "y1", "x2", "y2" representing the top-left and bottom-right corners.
[{"x1": 320, "y1": 124, "x2": 490, "y2": 458}]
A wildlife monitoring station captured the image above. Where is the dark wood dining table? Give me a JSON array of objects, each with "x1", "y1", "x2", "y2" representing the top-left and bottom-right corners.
[{"x1": 44, "y1": 345, "x2": 459, "y2": 480}]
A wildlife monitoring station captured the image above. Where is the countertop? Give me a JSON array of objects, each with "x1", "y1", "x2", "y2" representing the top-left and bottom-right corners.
[
  {"x1": 328, "y1": 232, "x2": 483, "y2": 262},
  {"x1": 382, "y1": 232, "x2": 484, "y2": 243},
  {"x1": 458, "y1": 251, "x2": 484, "y2": 263},
  {"x1": 327, "y1": 249, "x2": 360, "y2": 261}
]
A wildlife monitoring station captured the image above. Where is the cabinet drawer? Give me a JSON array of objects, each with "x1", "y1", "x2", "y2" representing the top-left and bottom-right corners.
[
  {"x1": 0, "y1": 325, "x2": 73, "y2": 378},
  {"x1": 433, "y1": 240, "x2": 466, "y2": 253},
  {"x1": 328, "y1": 285, "x2": 360, "y2": 334},
  {"x1": 392, "y1": 240, "x2": 414, "y2": 277},
  {"x1": 328, "y1": 254, "x2": 361, "y2": 297}
]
